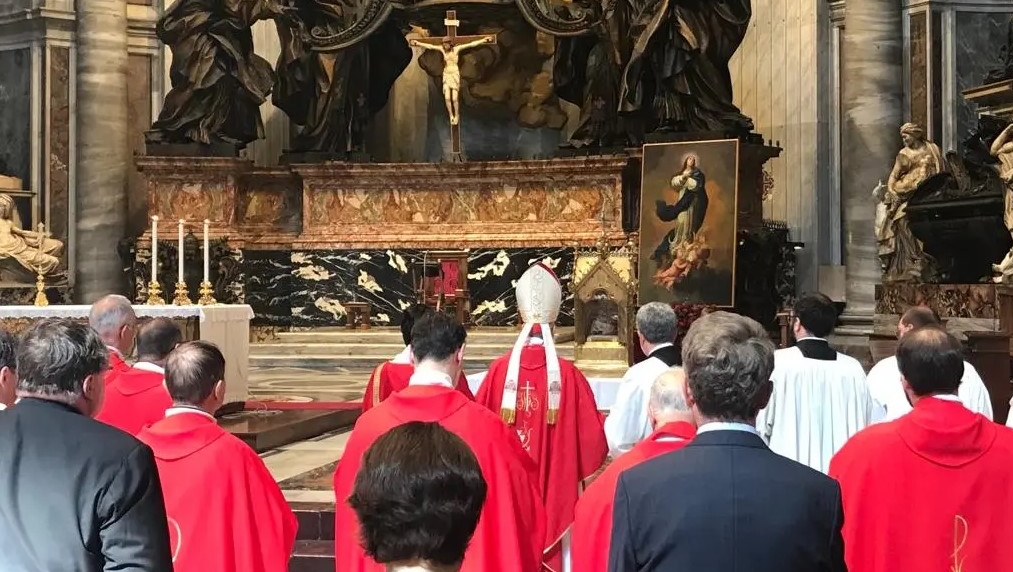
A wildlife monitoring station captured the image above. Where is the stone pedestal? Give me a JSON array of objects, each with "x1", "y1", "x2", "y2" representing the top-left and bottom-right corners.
[{"x1": 842, "y1": 0, "x2": 903, "y2": 321}]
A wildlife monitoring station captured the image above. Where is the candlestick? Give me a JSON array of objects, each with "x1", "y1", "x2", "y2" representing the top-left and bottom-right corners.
[
  {"x1": 34, "y1": 222, "x2": 48, "y2": 307},
  {"x1": 173, "y1": 281, "x2": 192, "y2": 305},
  {"x1": 203, "y1": 219, "x2": 210, "y2": 283},
  {"x1": 198, "y1": 280, "x2": 216, "y2": 306},
  {"x1": 177, "y1": 219, "x2": 185, "y2": 284},
  {"x1": 151, "y1": 216, "x2": 159, "y2": 284}
]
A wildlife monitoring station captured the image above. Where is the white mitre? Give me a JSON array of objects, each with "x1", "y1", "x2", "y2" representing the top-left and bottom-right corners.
[{"x1": 501, "y1": 262, "x2": 563, "y2": 425}]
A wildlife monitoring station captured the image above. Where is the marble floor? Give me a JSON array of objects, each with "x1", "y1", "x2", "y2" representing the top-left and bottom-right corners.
[{"x1": 261, "y1": 428, "x2": 350, "y2": 504}]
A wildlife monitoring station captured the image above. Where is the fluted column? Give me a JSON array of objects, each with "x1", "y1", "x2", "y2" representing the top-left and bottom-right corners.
[
  {"x1": 841, "y1": 0, "x2": 902, "y2": 318},
  {"x1": 76, "y1": 0, "x2": 129, "y2": 301}
]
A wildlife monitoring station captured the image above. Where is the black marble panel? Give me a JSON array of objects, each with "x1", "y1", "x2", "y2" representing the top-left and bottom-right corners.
[
  {"x1": 245, "y1": 250, "x2": 292, "y2": 326},
  {"x1": 288, "y1": 248, "x2": 575, "y2": 327},
  {"x1": 909, "y1": 12, "x2": 928, "y2": 130},
  {"x1": 955, "y1": 12, "x2": 1013, "y2": 141},
  {"x1": 0, "y1": 49, "x2": 31, "y2": 184}
]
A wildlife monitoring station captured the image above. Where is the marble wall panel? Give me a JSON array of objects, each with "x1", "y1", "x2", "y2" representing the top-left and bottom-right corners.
[
  {"x1": 909, "y1": 12, "x2": 928, "y2": 131},
  {"x1": 931, "y1": 11, "x2": 943, "y2": 143},
  {"x1": 0, "y1": 49, "x2": 31, "y2": 185},
  {"x1": 955, "y1": 12, "x2": 1013, "y2": 141},
  {"x1": 288, "y1": 248, "x2": 575, "y2": 328},
  {"x1": 244, "y1": 250, "x2": 293, "y2": 326},
  {"x1": 875, "y1": 283, "x2": 998, "y2": 319},
  {"x1": 48, "y1": 47, "x2": 70, "y2": 256},
  {"x1": 127, "y1": 54, "x2": 153, "y2": 236}
]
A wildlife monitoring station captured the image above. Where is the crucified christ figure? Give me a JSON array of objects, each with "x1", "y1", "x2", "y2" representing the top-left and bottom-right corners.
[{"x1": 410, "y1": 36, "x2": 494, "y2": 126}]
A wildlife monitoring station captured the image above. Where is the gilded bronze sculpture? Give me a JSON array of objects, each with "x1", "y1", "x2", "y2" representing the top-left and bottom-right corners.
[
  {"x1": 147, "y1": 0, "x2": 285, "y2": 148},
  {"x1": 876, "y1": 123, "x2": 944, "y2": 282}
]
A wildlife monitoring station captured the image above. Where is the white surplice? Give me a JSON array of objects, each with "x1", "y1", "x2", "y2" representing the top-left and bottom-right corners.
[
  {"x1": 866, "y1": 355, "x2": 993, "y2": 422},
  {"x1": 757, "y1": 345, "x2": 878, "y2": 474},
  {"x1": 603, "y1": 344, "x2": 675, "y2": 457}
]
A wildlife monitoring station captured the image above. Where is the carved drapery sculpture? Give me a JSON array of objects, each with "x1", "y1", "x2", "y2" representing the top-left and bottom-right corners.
[
  {"x1": 0, "y1": 194, "x2": 63, "y2": 280},
  {"x1": 877, "y1": 123, "x2": 944, "y2": 282},
  {"x1": 273, "y1": 0, "x2": 411, "y2": 154},
  {"x1": 148, "y1": 0, "x2": 283, "y2": 147}
]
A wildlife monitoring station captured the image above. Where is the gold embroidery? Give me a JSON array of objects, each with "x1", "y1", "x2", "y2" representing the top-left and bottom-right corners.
[
  {"x1": 519, "y1": 380, "x2": 540, "y2": 414},
  {"x1": 952, "y1": 515, "x2": 968, "y2": 572}
]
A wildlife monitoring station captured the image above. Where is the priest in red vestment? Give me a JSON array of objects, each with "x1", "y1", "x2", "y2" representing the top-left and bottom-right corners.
[
  {"x1": 572, "y1": 367, "x2": 696, "y2": 572},
  {"x1": 97, "y1": 318, "x2": 179, "y2": 435},
  {"x1": 362, "y1": 304, "x2": 472, "y2": 412},
  {"x1": 474, "y1": 263, "x2": 608, "y2": 572},
  {"x1": 88, "y1": 294, "x2": 137, "y2": 386},
  {"x1": 137, "y1": 341, "x2": 297, "y2": 572},
  {"x1": 829, "y1": 326, "x2": 1013, "y2": 572},
  {"x1": 334, "y1": 311, "x2": 545, "y2": 572}
]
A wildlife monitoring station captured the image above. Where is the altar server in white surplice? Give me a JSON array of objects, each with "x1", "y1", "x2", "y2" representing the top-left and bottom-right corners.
[
  {"x1": 604, "y1": 302, "x2": 681, "y2": 456},
  {"x1": 757, "y1": 293, "x2": 878, "y2": 474},
  {"x1": 867, "y1": 306, "x2": 993, "y2": 422}
]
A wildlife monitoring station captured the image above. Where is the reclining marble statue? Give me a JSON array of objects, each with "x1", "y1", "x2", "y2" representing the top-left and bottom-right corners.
[
  {"x1": 0, "y1": 193, "x2": 63, "y2": 280},
  {"x1": 989, "y1": 122, "x2": 1013, "y2": 282}
]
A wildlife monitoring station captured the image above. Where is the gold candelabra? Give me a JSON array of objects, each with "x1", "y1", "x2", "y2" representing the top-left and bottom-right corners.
[
  {"x1": 173, "y1": 281, "x2": 193, "y2": 306},
  {"x1": 146, "y1": 280, "x2": 165, "y2": 305},
  {"x1": 198, "y1": 280, "x2": 216, "y2": 305},
  {"x1": 33, "y1": 223, "x2": 49, "y2": 307}
]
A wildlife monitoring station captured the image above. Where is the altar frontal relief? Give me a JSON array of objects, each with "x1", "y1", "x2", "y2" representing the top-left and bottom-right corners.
[{"x1": 638, "y1": 140, "x2": 739, "y2": 307}]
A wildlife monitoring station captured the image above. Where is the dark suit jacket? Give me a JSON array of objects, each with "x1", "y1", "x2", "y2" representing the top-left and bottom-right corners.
[
  {"x1": 609, "y1": 429, "x2": 845, "y2": 572},
  {"x1": 0, "y1": 398, "x2": 173, "y2": 572}
]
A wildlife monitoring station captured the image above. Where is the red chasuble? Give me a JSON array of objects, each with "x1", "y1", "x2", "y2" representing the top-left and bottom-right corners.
[
  {"x1": 475, "y1": 345, "x2": 608, "y2": 572},
  {"x1": 572, "y1": 421, "x2": 696, "y2": 572},
  {"x1": 105, "y1": 349, "x2": 130, "y2": 386},
  {"x1": 95, "y1": 367, "x2": 172, "y2": 435},
  {"x1": 829, "y1": 398, "x2": 1013, "y2": 572},
  {"x1": 138, "y1": 412, "x2": 297, "y2": 572},
  {"x1": 361, "y1": 361, "x2": 473, "y2": 412},
  {"x1": 334, "y1": 385, "x2": 545, "y2": 572}
]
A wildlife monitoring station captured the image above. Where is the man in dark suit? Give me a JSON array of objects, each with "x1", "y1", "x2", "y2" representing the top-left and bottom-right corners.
[
  {"x1": 608, "y1": 311, "x2": 846, "y2": 572},
  {"x1": 0, "y1": 319, "x2": 173, "y2": 572}
]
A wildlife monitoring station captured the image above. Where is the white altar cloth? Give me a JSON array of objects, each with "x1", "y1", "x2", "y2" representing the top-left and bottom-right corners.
[
  {"x1": 466, "y1": 372, "x2": 622, "y2": 411},
  {"x1": 0, "y1": 304, "x2": 253, "y2": 403}
]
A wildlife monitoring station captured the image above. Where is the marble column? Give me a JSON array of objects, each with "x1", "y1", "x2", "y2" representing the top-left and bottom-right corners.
[
  {"x1": 76, "y1": 0, "x2": 129, "y2": 302},
  {"x1": 841, "y1": 0, "x2": 902, "y2": 319}
]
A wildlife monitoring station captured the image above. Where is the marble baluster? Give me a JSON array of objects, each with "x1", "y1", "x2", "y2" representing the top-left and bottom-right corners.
[
  {"x1": 841, "y1": 0, "x2": 901, "y2": 320},
  {"x1": 76, "y1": 0, "x2": 129, "y2": 301}
]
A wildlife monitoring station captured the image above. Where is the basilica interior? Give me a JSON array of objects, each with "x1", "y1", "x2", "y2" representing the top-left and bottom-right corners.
[{"x1": 2, "y1": 0, "x2": 1013, "y2": 567}]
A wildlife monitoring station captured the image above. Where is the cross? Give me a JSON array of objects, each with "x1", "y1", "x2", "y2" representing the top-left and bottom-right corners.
[
  {"x1": 519, "y1": 380, "x2": 538, "y2": 413},
  {"x1": 411, "y1": 10, "x2": 497, "y2": 162}
]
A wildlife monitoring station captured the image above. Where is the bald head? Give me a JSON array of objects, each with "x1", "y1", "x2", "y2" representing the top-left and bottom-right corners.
[
  {"x1": 648, "y1": 367, "x2": 694, "y2": 428},
  {"x1": 88, "y1": 295, "x2": 137, "y2": 354},
  {"x1": 897, "y1": 326, "x2": 964, "y2": 398},
  {"x1": 898, "y1": 306, "x2": 940, "y2": 338},
  {"x1": 165, "y1": 341, "x2": 226, "y2": 411}
]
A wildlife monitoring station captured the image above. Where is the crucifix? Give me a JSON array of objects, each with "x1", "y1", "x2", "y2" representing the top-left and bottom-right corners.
[
  {"x1": 518, "y1": 380, "x2": 538, "y2": 413},
  {"x1": 409, "y1": 10, "x2": 497, "y2": 162}
]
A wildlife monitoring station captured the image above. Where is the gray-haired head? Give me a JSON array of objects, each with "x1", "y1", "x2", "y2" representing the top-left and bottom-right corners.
[
  {"x1": 681, "y1": 311, "x2": 774, "y2": 423},
  {"x1": 165, "y1": 340, "x2": 226, "y2": 410},
  {"x1": 636, "y1": 302, "x2": 678, "y2": 345},
  {"x1": 88, "y1": 294, "x2": 137, "y2": 353},
  {"x1": 17, "y1": 319, "x2": 108, "y2": 410},
  {"x1": 648, "y1": 367, "x2": 692, "y2": 426}
]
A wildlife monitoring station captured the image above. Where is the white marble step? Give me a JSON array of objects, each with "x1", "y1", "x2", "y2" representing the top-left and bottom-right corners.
[
  {"x1": 276, "y1": 327, "x2": 574, "y2": 346},
  {"x1": 250, "y1": 341, "x2": 575, "y2": 359},
  {"x1": 250, "y1": 354, "x2": 511, "y2": 372}
]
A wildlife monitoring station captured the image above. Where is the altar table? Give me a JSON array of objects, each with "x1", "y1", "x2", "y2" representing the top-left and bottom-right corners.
[{"x1": 0, "y1": 305, "x2": 253, "y2": 404}]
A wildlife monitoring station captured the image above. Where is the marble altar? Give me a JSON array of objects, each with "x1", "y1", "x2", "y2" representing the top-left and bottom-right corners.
[{"x1": 0, "y1": 304, "x2": 253, "y2": 404}]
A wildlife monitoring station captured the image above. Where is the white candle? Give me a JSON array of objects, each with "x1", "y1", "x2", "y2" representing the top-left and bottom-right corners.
[
  {"x1": 177, "y1": 219, "x2": 185, "y2": 283},
  {"x1": 203, "y1": 219, "x2": 210, "y2": 283},
  {"x1": 151, "y1": 216, "x2": 159, "y2": 283}
]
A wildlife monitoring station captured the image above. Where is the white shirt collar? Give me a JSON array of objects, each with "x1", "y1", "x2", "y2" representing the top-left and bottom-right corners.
[
  {"x1": 697, "y1": 421, "x2": 760, "y2": 436},
  {"x1": 132, "y1": 361, "x2": 165, "y2": 374},
  {"x1": 929, "y1": 394, "x2": 963, "y2": 403},
  {"x1": 392, "y1": 346, "x2": 412, "y2": 365},
  {"x1": 795, "y1": 336, "x2": 828, "y2": 343},
  {"x1": 649, "y1": 342, "x2": 674, "y2": 355},
  {"x1": 165, "y1": 406, "x2": 216, "y2": 421},
  {"x1": 0, "y1": 403, "x2": 6, "y2": 411},
  {"x1": 408, "y1": 369, "x2": 454, "y2": 389}
]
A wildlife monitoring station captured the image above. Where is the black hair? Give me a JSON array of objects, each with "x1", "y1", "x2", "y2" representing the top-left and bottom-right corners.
[
  {"x1": 896, "y1": 327, "x2": 964, "y2": 396},
  {"x1": 348, "y1": 421, "x2": 486, "y2": 567},
  {"x1": 0, "y1": 328, "x2": 17, "y2": 371},
  {"x1": 401, "y1": 304, "x2": 434, "y2": 347},
  {"x1": 794, "y1": 292, "x2": 838, "y2": 338},
  {"x1": 411, "y1": 312, "x2": 466, "y2": 363},
  {"x1": 137, "y1": 318, "x2": 183, "y2": 361},
  {"x1": 164, "y1": 340, "x2": 225, "y2": 405}
]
